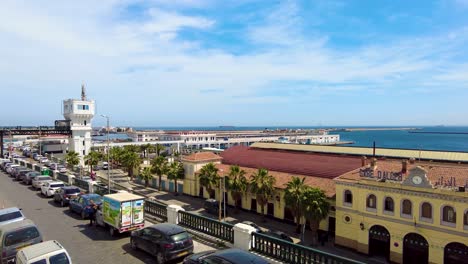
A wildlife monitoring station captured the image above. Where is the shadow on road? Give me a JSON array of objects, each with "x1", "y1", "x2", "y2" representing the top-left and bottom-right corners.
[
  {"x1": 47, "y1": 200, "x2": 64, "y2": 208},
  {"x1": 120, "y1": 243, "x2": 184, "y2": 264},
  {"x1": 62, "y1": 208, "x2": 84, "y2": 221}
]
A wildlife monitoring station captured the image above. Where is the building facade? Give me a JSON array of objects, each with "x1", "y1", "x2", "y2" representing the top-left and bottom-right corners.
[{"x1": 335, "y1": 158, "x2": 468, "y2": 264}]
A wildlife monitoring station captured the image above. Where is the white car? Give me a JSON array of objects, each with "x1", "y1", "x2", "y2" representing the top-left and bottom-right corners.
[
  {"x1": 57, "y1": 165, "x2": 67, "y2": 173},
  {"x1": 34, "y1": 155, "x2": 43, "y2": 161},
  {"x1": 6, "y1": 164, "x2": 20, "y2": 174},
  {"x1": 49, "y1": 163, "x2": 58, "y2": 170},
  {"x1": 41, "y1": 181, "x2": 65, "y2": 197},
  {"x1": 39, "y1": 157, "x2": 49, "y2": 164},
  {"x1": 16, "y1": 240, "x2": 72, "y2": 264},
  {"x1": 32, "y1": 176, "x2": 53, "y2": 190}
]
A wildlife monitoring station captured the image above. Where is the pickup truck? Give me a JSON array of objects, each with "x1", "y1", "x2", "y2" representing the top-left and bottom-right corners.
[{"x1": 97, "y1": 192, "x2": 145, "y2": 236}]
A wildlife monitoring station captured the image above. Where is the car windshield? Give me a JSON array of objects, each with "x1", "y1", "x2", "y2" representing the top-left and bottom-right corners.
[
  {"x1": 51, "y1": 184, "x2": 65, "y2": 188},
  {"x1": 49, "y1": 252, "x2": 70, "y2": 264},
  {"x1": 0, "y1": 211, "x2": 23, "y2": 223},
  {"x1": 88, "y1": 196, "x2": 102, "y2": 203},
  {"x1": 39, "y1": 177, "x2": 52, "y2": 181},
  {"x1": 4, "y1": 226, "x2": 40, "y2": 246},
  {"x1": 65, "y1": 188, "x2": 80, "y2": 194},
  {"x1": 170, "y1": 231, "x2": 189, "y2": 242}
]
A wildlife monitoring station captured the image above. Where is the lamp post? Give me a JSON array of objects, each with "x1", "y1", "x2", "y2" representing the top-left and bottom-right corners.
[{"x1": 100, "y1": 115, "x2": 111, "y2": 194}]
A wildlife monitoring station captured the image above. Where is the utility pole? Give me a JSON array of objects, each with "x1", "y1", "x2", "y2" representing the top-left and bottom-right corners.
[
  {"x1": 219, "y1": 175, "x2": 222, "y2": 221},
  {"x1": 223, "y1": 176, "x2": 226, "y2": 222},
  {"x1": 101, "y1": 115, "x2": 111, "y2": 194}
]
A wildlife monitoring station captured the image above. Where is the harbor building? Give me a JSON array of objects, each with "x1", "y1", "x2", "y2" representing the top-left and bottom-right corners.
[
  {"x1": 335, "y1": 158, "x2": 468, "y2": 264},
  {"x1": 63, "y1": 85, "x2": 95, "y2": 165}
]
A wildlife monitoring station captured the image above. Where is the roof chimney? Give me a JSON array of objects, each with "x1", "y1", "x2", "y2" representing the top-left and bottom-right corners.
[
  {"x1": 361, "y1": 156, "x2": 367, "y2": 167},
  {"x1": 402, "y1": 160, "x2": 408, "y2": 173}
]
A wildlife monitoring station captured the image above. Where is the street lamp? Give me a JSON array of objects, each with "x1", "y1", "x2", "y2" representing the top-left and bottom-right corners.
[{"x1": 100, "y1": 114, "x2": 111, "y2": 194}]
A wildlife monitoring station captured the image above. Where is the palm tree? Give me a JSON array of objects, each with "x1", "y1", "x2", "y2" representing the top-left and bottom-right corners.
[
  {"x1": 121, "y1": 150, "x2": 141, "y2": 181},
  {"x1": 154, "y1": 144, "x2": 165, "y2": 157},
  {"x1": 140, "y1": 167, "x2": 153, "y2": 187},
  {"x1": 198, "y1": 163, "x2": 219, "y2": 198},
  {"x1": 151, "y1": 156, "x2": 168, "y2": 191},
  {"x1": 284, "y1": 176, "x2": 307, "y2": 241},
  {"x1": 140, "y1": 143, "x2": 151, "y2": 159},
  {"x1": 226, "y1": 165, "x2": 247, "y2": 212},
  {"x1": 167, "y1": 161, "x2": 184, "y2": 194},
  {"x1": 302, "y1": 187, "x2": 330, "y2": 246},
  {"x1": 110, "y1": 147, "x2": 124, "y2": 166},
  {"x1": 84, "y1": 151, "x2": 102, "y2": 175},
  {"x1": 250, "y1": 168, "x2": 276, "y2": 222},
  {"x1": 124, "y1": 145, "x2": 139, "y2": 153},
  {"x1": 65, "y1": 151, "x2": 80, "y2": 170}
]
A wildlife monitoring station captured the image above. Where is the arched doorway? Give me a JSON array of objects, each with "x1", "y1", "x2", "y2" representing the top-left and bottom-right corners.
[
  {"x1": 403, "y1": 233, "x2": 429, "y2": 264},
  {"x1": 444, "y1": 242, "x2": 468, "y2": 264},
  {"x1": 368, "y1": 225, "x2": 390, "y2": 260}
]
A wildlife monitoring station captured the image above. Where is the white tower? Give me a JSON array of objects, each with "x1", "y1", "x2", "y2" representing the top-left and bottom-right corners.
[{"x1": 63, "y1": 84, "x2": 95, "y2": 165}]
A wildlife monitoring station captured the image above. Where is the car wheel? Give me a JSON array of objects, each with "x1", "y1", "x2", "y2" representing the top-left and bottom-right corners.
[
  {"x1": 109, "y1": 226, "x2": 115, "y2": 237},
  {"x1": 81, "y1": 210, "x2": 86, "y2": 219},
  {"x1": 156, "y1": 252, "x2": 165, "y2": 264},
  {"x1": 130, "y1": 238, "x2": 137, "y2": 250},
  {"x1": 61, "y1": 200, "x2": 65, "y2": 207}
]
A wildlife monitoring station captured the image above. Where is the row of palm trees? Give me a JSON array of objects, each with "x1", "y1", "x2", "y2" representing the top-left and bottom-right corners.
[
  {"x1": 64, "y1": 144, "x2": 184, "y2": 194},
  {"x1": 198, "y1": 162, "x2": 330, "y2": 245}
]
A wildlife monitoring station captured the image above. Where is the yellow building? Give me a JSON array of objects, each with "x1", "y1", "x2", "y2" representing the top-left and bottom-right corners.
[{"x1": 335, "y1": 158, "x2": 468, "y2": 264}]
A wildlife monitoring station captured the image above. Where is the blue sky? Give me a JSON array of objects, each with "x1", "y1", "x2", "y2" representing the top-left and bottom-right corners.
[{"x1": 1, "y1": 0, "x2": 468, "y2": 127}]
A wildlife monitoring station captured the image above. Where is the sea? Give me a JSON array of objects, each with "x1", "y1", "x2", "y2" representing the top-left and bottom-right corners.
[{"x1": 93, "y1": 126, "x2": 468, "y2": 152}]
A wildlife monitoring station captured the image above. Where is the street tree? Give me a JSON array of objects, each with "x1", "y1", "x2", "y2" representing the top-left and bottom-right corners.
[
  {"x1": 121, "y1": 150, "x2": 141, "y2": 181},
  {"x1": 140, "y1": 167, "x2": 153, "y2": 187},
  {"x1": 151, "y1": 156, "x2": 168, "y2": 191},
  {"x1": 167, "y1": 161, "x2": 184, "y2": 194},
  {"x1": 284, "y1": 176, "x2": 307, "y2": 242},
  {"x1": 155, "y1": 144, "x2": 165, "y2": 157},
  {"x1": 249, "y1": 168, "x2": 276, "y2": 222},
  {"x1": 226, "y1": 165, "x2": 247, "y2": 212},
  {"x1": 198, "y1": 162, "x2": 219, "y2": 198},
  {"x1": 84, "y1": 151, "x2": 102, "y2": 176},
  {"x1": 303, "y1": 187, "x2": 330, "y2": 246},
  {"x1": 65, "y1": 151, "x2": 80, "y2": 170}
]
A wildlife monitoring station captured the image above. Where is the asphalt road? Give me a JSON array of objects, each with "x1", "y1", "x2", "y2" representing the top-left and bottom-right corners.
[{"x1": 0, "y1": 170, "x2": 214, "y2": 264}]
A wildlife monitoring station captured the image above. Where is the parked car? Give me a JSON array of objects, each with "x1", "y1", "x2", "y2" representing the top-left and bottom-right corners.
[
  {"x1": 1, "y1": 162, "x2": 12, "y2": 171},
  {"x1": 0, "y1": 159, "x2": 11, "y2": 170},
  {"x1": 57, "y1": 165, "x2": 67, "y2": 173},
  {"x1": 6, "y1": 164, "x2": 20, "y2": 175},
  {"x1": 203, "y1": 199, "x2": 226, "y2": 217},
  {"x1": 0, "y1": 219, "x2": 43, "y2": 264},
  {"x1": 0, "y1": 207, "x2": 25, "y2": 226},
  {"x1": 41, "y1": 181, "x2": 65, "y2": 197},
  {"x1": 102, "y1": 162, "x2": 109, "y2": 170},
  {"x1": 39, "y1": 157, "x2": 49, "y2": 164},
  {"x1": 183, "y1": 248, "x2": 269, "y2": 264},
  {"x1": 32, "y1": 176, "x2": 53, "y2": 190},
  {"x1": 11, "y1": 167, "x2": 27, "y2": 179},
  {"x1": 130, "y1": 223, "x2": 194, "y2": 264},
  {"x1": 241, "y1": 221, "x2": 263, "y2": 233},
  {"x1": 33, "y1": 154, "x2": 42, "y2": 161},
  {"x1": 69, "y1": 194, "x2": 102, "y2": 219},
  {"x1": 263, "y1": 230, "x2": 294, "y2": 243},
  {"x1": 49, "y1": 163, "x2": 58, "y2": 170},
  {"x1": 16, "y1": 169, "x2": 32, "y2": 181},
  {"x1": 15, "y1": 240, "x2": 71, "y2": 264},
  {"x1": 23, "y1": 172, "x2": 41, "y2": 185},
  {"x1": 53, "y1": 186, "x2": 81, "y2": 207}
]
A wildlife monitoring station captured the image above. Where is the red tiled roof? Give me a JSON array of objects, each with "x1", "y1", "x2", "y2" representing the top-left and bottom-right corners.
[
  {"x1": 215, "y1": 164, "x2": 336, "y2": 198},
  {"x1": 338, "y1": 160, "x2": 468, "y2": 188},
  {"x1": 220, "y1": 146, "x2": 362, "y2": 179},
  {"x1": 182, "y1": 152, "x2": 222, "y2": 162}
]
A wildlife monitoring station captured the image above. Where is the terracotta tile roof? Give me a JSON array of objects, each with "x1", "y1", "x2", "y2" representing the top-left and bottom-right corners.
[
  {"x1": 338, "y1": 159, "x2": 468, "y2": 188},
  {"x1": 220, "y1": 146, "x2": 361, "y2": 179},
  {"x1": 215, "y1": 164, "x2": 336, "y2": 198},
  {"x1": 182, "y1": 152, "x2": 222, "y2": 162}
]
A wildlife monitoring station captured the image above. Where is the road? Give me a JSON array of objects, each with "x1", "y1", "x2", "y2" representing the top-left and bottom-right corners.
[{"x1": 0, "y1": 170, "x2": 214, "y2": 264}]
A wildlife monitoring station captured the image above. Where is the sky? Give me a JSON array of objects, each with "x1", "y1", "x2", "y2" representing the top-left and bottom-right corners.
[{"x1": 1, "y1": 0, "x2": 468, "y2": 127}]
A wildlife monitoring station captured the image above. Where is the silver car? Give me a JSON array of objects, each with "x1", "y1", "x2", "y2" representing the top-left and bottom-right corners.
[
  {"x1": 0, "y1": 207, "x2": 25, "y2": 226},
  {"x1": 32, "y1": 176, "x2": 53, "y2": 190},
  {"x1": 0, "y1": 219, "x2": 43, "y2": 264}
]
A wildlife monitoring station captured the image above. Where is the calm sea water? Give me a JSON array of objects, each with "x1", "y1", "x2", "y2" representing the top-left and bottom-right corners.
[{"x1": 94, "y1": 126, "x2": 468, "y2": 152}]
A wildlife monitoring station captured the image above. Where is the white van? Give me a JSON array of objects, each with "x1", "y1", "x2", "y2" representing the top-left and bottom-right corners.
[{"x1": 16, "y1": 240, "x2": 72, "y2": 264}]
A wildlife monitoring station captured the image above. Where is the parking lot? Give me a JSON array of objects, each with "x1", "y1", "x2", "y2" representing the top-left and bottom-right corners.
[{"x1": 0, "y1": 170, "x2": 214, "y2": 264}]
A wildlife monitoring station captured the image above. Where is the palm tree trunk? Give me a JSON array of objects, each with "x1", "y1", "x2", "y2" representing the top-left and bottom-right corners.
[
  {"x1": 145, "y1": 178, "x2": 149, "y2": 187},
  {"x1": 174, "y1": 178, "x2": 178, "y2": 194},
  {"x1": 158, "y1": 174, "x2": 162, "y2": 191},
  {"x1": 261, "y1": 203, "x2": 266, "y2": 222},
  {"x1": 309, "y1": 220, "x2": 320, "y2": 246}
]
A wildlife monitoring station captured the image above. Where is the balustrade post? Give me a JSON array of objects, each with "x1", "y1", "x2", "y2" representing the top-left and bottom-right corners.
[
  {"x1": 233, "y1": 223, "x2": 257, "y2": 251},
  {"x1": 167, "y1": 204, "x2": 184, "y2": 225}
]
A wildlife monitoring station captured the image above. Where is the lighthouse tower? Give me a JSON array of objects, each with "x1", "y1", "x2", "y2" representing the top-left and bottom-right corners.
[{"x1": 63, "y1": 84, "x2": 95, "y2": 165}]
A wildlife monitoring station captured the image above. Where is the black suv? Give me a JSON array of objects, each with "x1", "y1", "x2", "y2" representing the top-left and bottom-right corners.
[
  {"x1": 53, "y1": 186, "x2": 82, "y2": 207},
  {"x1": 203, "y1": 199, "x2": 226, "y2": 217},
  {"x1": 130, "y1": 223, "x2": 193, "y2": 264}
]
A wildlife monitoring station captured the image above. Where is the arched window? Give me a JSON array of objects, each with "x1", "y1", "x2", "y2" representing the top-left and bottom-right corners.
[
  {"x1": 367, "y1": 194, "x2": 377, "y2": 209},
  {"x1": 401, "y1": 199, "x2": 412, "y2": 216},
  {"x1": 344, "y1": 190, "x2": 353, "y2": 205},
  {"x1": 442, "y1": 206, "x2": 456, "y2": 224},
  {"x1": 384, "y1": 197, "x2": 394, "y2": 212},
  {"x1": 464, "y1": 210, "x2": 468, "y2": 226},
  {"x1": 421, "y1": 202, "x2": 432, "y2": 219}
]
